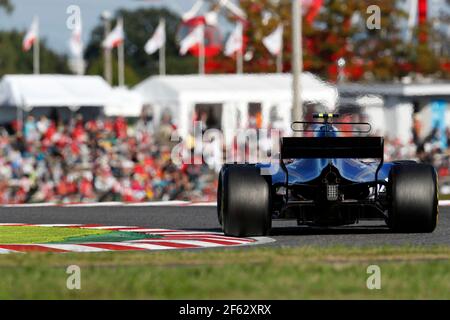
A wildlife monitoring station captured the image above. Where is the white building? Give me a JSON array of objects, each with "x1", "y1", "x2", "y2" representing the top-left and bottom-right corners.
[
  {"x1": 133, "y1": 73, "x2": 338, "y2": 139},
  {"x1": 0, "y1": 74, "x2": 142, "y2": 123},
  {"x1": 338, "y1": 82, "x2": 450, "y2": 144}
]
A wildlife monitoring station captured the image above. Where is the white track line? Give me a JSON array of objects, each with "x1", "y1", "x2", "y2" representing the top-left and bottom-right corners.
[
  {"x1": 2, "y1": 200, "x2": 450, "y2": 208},
  {"x1": 39, "y1": 244, "x2": 110, "y2": 252},
  {"x1": 145, "y1": 231, "x2": 223, "y2": 235},
  {"x1": 0, "y1": 248, "x2": 19, "y2": 254},
  {"x1": 126, "y1": 201, "x2": 191, "y2": 206},
  {"x1": 1, "y1": 203, "x2": 57, "y2": 208},
  {"x1": 131, "y1": 237, "x2": 248, "y2": 245},
  {"x1": 0, "y1": 201, "x2": 217, "y2": 207},
  {"x1": 149, "y1": 239, "x2": 230, "y2": 247},
  {"x1": 80, "y1": 226, "x2": 137, "y2": 230},
  {"x1": 186, "y1": 202, "x2": 216, "y2": 206},
  {"x1": 63, "y1": 202, "x2": 124, "y2": 207},
  {"x1": 117, "y1": 242, "x2": 178, "y2": 250},
  {"x1": 122, "y1": 228, "x2": 181, "y2": 233},
  {"x1": 33, "y1": 224, "x2": 82, "y2": 227}
]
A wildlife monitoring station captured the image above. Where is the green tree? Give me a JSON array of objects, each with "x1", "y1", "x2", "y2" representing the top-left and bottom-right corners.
[
  {"x1": 0, "y1": 31, "x2": 70, "y2": 77},
  {"x1": 239, "y1": 0, "x2": 292, "y2": 74},
  {"x1": 214, "y1": 0, "x2": 366, "y2": 78},
  {"x1": 217, "y1": 0, "x2": 447, "y2": 81},
  {"x1": 424, "y1": 0, "x2": 450, "y2": 79},
  {"x1": 348, "y1": 0, "x2": 410, "y2": 81},
  {"x1": 86, "y1": 56, "x2": 140, "y2": 86},
  {"x1": 0, "y1": 0, "x2": 13, "y2": 13},
  {"x1": 85, "y1": 7, "x2": 197, "y2": 86},
  {"x1": 305, "y1": 0, "x2": 367, "y2": 81}
]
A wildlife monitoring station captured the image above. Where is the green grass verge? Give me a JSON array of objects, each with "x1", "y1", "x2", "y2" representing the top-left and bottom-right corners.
[
  {"x1": 0, "y1": 246, "x2": 449, "y2": 299},
  {"x1": 0, "y1": 226, "x2": 112, "y2": 244}
]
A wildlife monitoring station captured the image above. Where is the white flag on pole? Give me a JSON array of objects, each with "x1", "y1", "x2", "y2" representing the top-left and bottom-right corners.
[
  {"x1": 262, "y1": 24, "x2": 283, "y2": 56},
  {"x1": 406, "y1": 0, "x2": 418, "y2": 41},
  {"x1": 224, "y1": 22, "x2": 243, "y2": 57},
  {"x1": 179, "y1": 25, "x2": 204, "y2": 55},
  {"x1": 102, "y1": 19, "x2": 124, "y2": 49},
  {"x1": 69, "y1": 16, "x2": 83, "y2": 57},
  {"x1": 219, "y1": 0, "x2": 247, "y2": 21},
  {"x1": 182, "y1": 0, "x2": 204, "y2": 22},
  {"x1": 144, "y1": 20, "x2": 166, "y2": 55},
  {"x1": 204, "y1": 10, "x2": 219, "y2": 26},
  {"x1": 23, "y1": 16, "x2": 39, "y2": 52}
]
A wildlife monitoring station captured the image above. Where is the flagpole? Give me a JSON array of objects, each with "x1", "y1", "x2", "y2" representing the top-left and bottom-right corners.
[
  {"x1": 117, "y1": 18, "x2": 125, "y2": 87},
  {"x1": 292, "y1": 0, "x2": 303, "y2": 136},
  {"x1": 236, "y1": 24, "x2": 243, "y2": 74},
  {"x1": 159, "y1": 19, "x2": 166, "y2": 76},
  {"x1": 276, "y1": 50, "x2": 282, "y2": 73},
  {"x1": 199, "y1": 25, "x2": 205, "y2": 75},
  {"x1": 276, "y1": 24, "x2": 284, "y2": 73},
  {"x1": 118, "y1": 43, "x2": 125, "y2": 86},
  {"x1": 406, "y1": 0, "x2": 418, "y2": 42},
  {"x1": 237, "y1": 47, "x2": 243, "y2": 74},
  {"x1": 34, "y1": 17, "x2": 40, "y2": 74},
  {"x1": 102, "y1": 11, "x2": 112, "y2": 85}
]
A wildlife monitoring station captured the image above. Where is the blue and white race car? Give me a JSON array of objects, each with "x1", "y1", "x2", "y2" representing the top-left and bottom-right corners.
[{"x1": 217, "y1": 113, "x2": 438, "y2": 237}]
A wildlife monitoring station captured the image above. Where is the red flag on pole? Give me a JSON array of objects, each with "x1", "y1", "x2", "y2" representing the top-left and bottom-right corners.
[
  {"x1": 418, "y1": 0, "x2": 428, "y2": 42},
  {"x1": 102, "y1": 19, "x2": 124, "y2": 49},
  {"x1": 23, "y1": 17, "x2": 38, "y2": 51},
  {"x1": 303, "y1": 0, "x2": 323, "y2": 24}
]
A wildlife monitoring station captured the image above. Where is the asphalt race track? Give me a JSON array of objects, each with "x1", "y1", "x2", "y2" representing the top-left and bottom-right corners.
[{"x1": 0, "y1": 205, "x2": 448, "y2": 247}]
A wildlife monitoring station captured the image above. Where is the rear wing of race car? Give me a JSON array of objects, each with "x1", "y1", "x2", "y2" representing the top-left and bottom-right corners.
[
  {"x1": 279, "y1": 137, "x2": 385, "y2": 198},
  {"x1": 280, "y1": 137, "x2": 384, "y2": 160}
]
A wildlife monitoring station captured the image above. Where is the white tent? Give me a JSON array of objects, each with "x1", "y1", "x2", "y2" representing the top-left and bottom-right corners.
[
  {"x1": 339, "y1": 82, "x2": 450, "y2": 144},
  {"x1": 104, "y1": 87, "x2": 144, "y2": 118},
  {"x1": 133, "y1": 73, "x2": 338, "y2": 138},
  {"x1": 0, "y1": 74, "x2": 113, "y2": 111}
]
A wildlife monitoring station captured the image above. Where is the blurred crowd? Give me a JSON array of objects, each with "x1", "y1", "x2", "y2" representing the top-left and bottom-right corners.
[
  {"x1": 0, "y1": 114, "x2": 216, "y2": 204},
  {"x1": 382, "y1": 127, "x2": 450, "y2": 191},
  {"x1": 2, "y1": 109, "x2": 450, "y2": 204}
]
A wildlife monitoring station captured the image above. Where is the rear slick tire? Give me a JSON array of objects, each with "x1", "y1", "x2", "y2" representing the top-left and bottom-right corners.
[
  {"x1": 219, "y1": 164, "x2": 272, "y2": 237},
  {"x1": 388, "y1": 163, "x2": 438, "y2": 233}
]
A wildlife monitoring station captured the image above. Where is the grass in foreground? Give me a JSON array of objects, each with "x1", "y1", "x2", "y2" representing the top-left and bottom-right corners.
[
  {"x1": 0, "y1": 246, "x2": 449, "y2": 299},
  {"x1": 0, "y1": 226, "x2": 111, "y2": 244}
]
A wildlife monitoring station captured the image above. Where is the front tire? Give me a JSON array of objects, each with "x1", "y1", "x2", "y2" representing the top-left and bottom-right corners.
[
  {"x1": 388, "y1": 163, "x2": 438, "y2": 233},
  {"x1": 218, "y1": 164, "x2": 272, "y2": 237}
]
